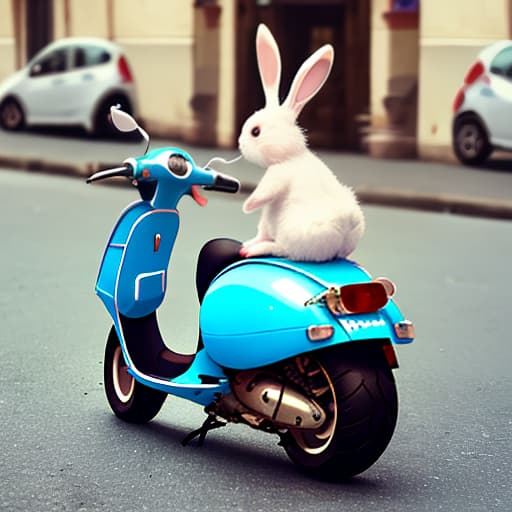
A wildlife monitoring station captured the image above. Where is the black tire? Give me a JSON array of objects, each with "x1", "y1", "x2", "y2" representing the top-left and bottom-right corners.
[
  {"x1": 281, "y1": 344, "x2": 398, "y2": 480},
  {"x1": 93, "y1": 95, "x2": 132, "y2": 137},
  {"x1": 453, "y1": 115, "x2": 492, "y2": 166},
  {"x1": 0, "y1": 98, "x2": 25, "y2": 131},
  {"x1": 104, "y1": 326, "x2": 167, "y2": 423}
]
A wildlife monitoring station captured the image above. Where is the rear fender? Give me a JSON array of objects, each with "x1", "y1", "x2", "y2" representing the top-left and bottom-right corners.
[{"x1": 200, "y1": 258, "x2": 411, "y2": 370}]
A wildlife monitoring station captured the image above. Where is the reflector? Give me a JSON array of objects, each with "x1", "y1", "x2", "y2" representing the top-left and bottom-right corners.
[{"x1": 307, "y1": 325, "x2": 334, "y2": 342}]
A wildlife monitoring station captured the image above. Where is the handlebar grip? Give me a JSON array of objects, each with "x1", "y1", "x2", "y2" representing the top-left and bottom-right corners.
[
  {"x1": 86, "y1": 165, "x2": 133, "y2": 184},
  {"x1": 204, "y1": 173, "x2": 240, "y2": 193}
]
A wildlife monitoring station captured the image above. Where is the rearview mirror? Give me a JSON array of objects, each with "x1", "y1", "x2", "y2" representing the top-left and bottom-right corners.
[
  {"x1": 110, "y1": 106, "x2": 138, "y2": 132},
  {"x1": 110, "y1": 105, "x2": 150, "y2": 154}
]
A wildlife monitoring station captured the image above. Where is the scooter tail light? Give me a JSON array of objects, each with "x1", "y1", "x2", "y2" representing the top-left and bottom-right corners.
[
  {"x1": 338, "y1": 282, "x2": 389, "y2": 314},
  {"x1": 118, "y1": 56, "x2": 133, "y2": 83},
  {"x1": 305, "y1": 280, "x2": 395, "y2": 315}
]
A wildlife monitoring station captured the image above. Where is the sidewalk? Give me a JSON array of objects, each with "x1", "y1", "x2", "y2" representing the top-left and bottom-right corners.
[{"x1": 1, "y1": 129, "x2": 511, "y2": 220}]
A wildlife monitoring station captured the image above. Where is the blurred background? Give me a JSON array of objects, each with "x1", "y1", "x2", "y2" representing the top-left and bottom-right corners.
[{"x1": 1, "y1": 0, "x2": 511, "y2": 164}]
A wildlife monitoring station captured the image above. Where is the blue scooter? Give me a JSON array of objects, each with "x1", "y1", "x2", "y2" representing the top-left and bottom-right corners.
[{"x1": 87, "y1": 108, "x2": 415, "y2": 480}]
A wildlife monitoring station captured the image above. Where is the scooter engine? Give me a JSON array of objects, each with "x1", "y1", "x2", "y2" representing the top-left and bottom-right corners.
[{"x1": 228, "y1": 369, "x2": 326, "y2": 430}]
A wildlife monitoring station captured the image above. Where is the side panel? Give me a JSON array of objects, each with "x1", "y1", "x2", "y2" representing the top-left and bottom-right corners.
[
  {"x1": 95, "y1": 201, "x2": 152, "y2": 317},
  {"x1": 116, "y1": 210, "x2": 179, "y2": 318},
  {"x1": 95, "y1": 203, "x2": 179, "y2": 318},
  {"x1": 201, "y1": 258, "x2": 409, "y2": 370}
]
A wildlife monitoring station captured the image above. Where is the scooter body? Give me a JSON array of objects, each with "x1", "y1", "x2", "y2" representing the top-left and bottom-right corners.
[
  {"x1": 201, "y1": 257, "x2": 412, "y2": 370},
  {"x1": 95, "y1": 192, "x2": 412, "y2": 400},
  {"x1": 88, "y1": 108, "x2": 415, "y2": 480},
  {"x1": 94, "y1": 149, "x2": 234, "y2": 406}
]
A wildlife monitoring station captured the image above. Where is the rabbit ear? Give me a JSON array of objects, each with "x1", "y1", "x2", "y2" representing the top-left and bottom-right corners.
[
  {"x1": 283, "y1": 44, "x2": 334, "y2": 118},
  {"x1": 256, "y1": 24, "x2": 282, "y2": 108}
]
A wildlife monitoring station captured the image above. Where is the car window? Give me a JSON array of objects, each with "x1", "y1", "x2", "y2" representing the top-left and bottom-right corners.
[
  {"x1": 490, "y1": 46, "x2": 512, "y2": 79},
  {"x1": 30, "y1": 48, "x2": 68, "y2": 77},
  {"x1": 73, "y1": 45, "x2": 111, "y2": 69}
]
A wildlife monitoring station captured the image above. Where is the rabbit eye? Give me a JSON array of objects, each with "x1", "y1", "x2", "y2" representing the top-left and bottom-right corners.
[{"x1": 251, "y1": 126, "x2": 261, "y2": 137}]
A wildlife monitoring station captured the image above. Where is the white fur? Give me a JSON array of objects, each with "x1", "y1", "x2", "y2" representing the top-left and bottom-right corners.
[{"x1": 238, "y1": 25, "x2": 365, "y2": 262}]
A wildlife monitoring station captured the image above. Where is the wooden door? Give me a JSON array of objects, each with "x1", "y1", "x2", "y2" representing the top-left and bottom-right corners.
[{"x1": 235, "y1": 0, "x2": 369, "y2": 151}]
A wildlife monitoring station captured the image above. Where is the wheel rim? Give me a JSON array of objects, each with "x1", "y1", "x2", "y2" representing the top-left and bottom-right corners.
[
  {"x1": 112, "y1": 346, "x2": 135, "y2": 403},
  {"x1": 1, "y1": 102, "x2": 22, "y2": 129},
  {"x1": 288, "y1": 357, "x2": 337, "y2": 455},
  {"x1": 456, "y1": 122, "x2": 485, "y2": 159}
]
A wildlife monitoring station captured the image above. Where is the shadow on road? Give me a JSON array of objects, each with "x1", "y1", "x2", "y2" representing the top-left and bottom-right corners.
[
  {"x1": 479, "y1": 157, "x2": 512, "y2": 173},
  {"x1": 110, "y1": 416, "x2": 391, "y2": 492}
]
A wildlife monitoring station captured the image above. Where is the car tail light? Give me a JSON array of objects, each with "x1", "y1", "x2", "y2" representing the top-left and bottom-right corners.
[
  {"x1": 118, "y1": 56, "x2": 133, "y2": 83},
  {"x1": 452, "y1": 87, "x2": 465, "y2": 112},
  {"x1": 464, "y1": 61, "x2": 485, "y2": 84}
]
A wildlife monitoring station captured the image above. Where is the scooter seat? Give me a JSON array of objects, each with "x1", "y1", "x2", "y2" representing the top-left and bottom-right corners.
[{"x1": 196, "y1": 238, "x2": 243, "y2": 303}]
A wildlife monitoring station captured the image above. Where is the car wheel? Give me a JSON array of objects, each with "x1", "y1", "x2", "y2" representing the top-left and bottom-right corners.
[
  {"x1": 453, "y1": 115, "x2": 492, "y2": 166},
  {"x1": 93, "y1": 96, "x2": 132, "y2": 137},
  {"x1": 0, "y1": 98, "x2": 25, "y2": 131}
]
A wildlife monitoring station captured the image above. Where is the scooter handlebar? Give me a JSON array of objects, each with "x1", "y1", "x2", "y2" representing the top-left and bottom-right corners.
[
  {"x1": 86, "y1": 165, "x2": 133, "y2": 184},
  {"x1": 204, "y1": 172, "x2": 240, "y2": 194}
]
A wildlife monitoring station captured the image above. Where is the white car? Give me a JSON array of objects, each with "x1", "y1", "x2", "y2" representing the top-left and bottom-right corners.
[
  {"x1": 452, "y1": 40, "x2": 512, "y2": 165},
  {"x1": 0, "y1": 37, "x2": 137, "y2": 135}
]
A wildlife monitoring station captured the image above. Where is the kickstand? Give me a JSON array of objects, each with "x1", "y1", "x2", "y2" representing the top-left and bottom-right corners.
[{"x1": 182, "y1": 415, "x2": 227, "y2": 447}]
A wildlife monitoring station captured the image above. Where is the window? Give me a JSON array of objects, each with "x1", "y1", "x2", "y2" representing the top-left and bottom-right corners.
[
  {"x1": 384, "y1": 0, "x2": 419, "y2": 29},
  {"x1": 490, "y1": 47, "x2": 512, "y2": 80},
  {"x1": 73, "y1": 45, "x2": 111, "y2": 69},
  {"x1": 30, "y1": 48, "x2": 67, "y2": 76},
  {"x1": 392, "y1": 0, "x2": 419, "y2": 11}
]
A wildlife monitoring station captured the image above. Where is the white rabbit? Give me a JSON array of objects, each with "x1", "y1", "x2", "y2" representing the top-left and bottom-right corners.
[{"x1": 238, "y1": 24, "x2": 365, "y2": 262}]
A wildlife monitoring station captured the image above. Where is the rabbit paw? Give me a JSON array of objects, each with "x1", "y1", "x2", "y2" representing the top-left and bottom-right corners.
[{"x1": 241, "y1": 241, "x2": 283, "y2": 258}]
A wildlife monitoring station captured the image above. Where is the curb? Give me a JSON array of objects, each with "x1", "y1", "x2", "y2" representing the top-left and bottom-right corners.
[
  {"x1": 2, "y1": 155, "x2": 512, "y2": 221},
  {"x1": 0, "y1": 155, "x2": 95, "y2": 179},
  {"x1": 355, "y1": 188, "x2": 512, "y2": 221}
]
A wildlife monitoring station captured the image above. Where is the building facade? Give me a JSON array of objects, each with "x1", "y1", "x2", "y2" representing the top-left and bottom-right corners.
[{"x1": 1, "y1": 0, "x2": 511, "y2": 161}]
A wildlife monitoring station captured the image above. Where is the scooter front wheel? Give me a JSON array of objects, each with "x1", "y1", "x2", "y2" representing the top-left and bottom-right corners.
[
  {"x1": 281, "y1": 343, "x2": 398, "y2": 480},
  {"x1": 104, "y1": 327, "x2": 167, "y2": 423}
]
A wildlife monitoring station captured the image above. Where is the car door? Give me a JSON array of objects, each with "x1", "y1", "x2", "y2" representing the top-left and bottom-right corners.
[
  {"x1": 485, "y1": 46, "x2": 512, "y2": 148},
  {"x1": 65, "y1": 44, "x2": 112, "y2": 120},
  {"x1": 20, "y1": 46, "x2": 72, "y2": 122}
]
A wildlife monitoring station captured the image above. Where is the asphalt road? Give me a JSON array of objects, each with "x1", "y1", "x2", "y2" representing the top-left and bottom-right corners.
[{"x1": 0, "y1": 168, "x2": 511, "y2": 512}]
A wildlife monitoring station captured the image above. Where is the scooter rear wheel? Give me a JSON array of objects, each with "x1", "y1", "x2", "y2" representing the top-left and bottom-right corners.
[
  {"x1": 281, "y1": 343, "x2": 398, "y2": 480},
  {"x1": 104, "y1": 327, "x2": 167, "y2": 423}
]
